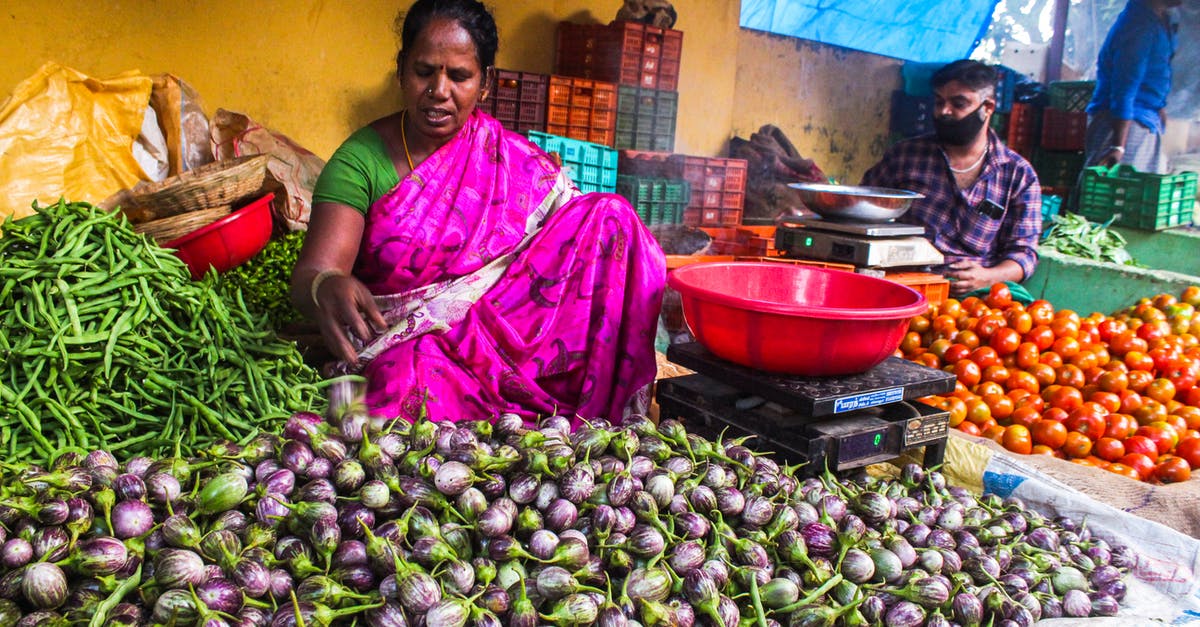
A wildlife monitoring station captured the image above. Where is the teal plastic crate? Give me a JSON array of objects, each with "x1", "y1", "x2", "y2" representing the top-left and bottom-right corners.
[
  {"x1": 526, "y1": 131, "x2": 618, "y2": 193},
  {"x1": 1041, "y1": 194, "x2": 1062, "y2": 224},
  {"x1": 1078, "y1": 165, "x2": 1198, "y2": 231},
  {"x1": 615, "y1": 175, "x2": 690, "y2": 225}
]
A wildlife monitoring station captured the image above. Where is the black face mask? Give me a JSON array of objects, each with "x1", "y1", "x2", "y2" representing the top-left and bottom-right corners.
[{"x1": 933, "y1": 103, "x2": 987, "y2": 146}]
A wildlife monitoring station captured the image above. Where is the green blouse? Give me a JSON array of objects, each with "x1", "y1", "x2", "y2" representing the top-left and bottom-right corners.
[{"x1": 311, "y1": 126, "x2": 400, "y2": 214}]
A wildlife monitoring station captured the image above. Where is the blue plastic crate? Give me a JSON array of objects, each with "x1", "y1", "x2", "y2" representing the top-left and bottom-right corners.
[{"x1": 994, "y1": 65, "x2": 1017, "y2": 113}]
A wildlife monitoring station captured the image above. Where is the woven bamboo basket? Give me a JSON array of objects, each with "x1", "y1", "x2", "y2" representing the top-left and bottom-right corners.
[
  {"x1": 103, "y1": 154, "x2": 271, "y2": 224},
  {"x1": 133, "y1": 205, "x2": 232, "y2": 245}
]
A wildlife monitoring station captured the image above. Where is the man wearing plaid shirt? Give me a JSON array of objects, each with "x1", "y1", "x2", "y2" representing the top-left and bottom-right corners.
[{"x1": 863, "y1": 60, "x2": 1042, "y2": 297}]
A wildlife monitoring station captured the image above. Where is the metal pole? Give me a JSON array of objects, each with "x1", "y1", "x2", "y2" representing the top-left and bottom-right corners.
[{"x1": 1045, "y1": 0, "x2": 1071, "y2": 81}]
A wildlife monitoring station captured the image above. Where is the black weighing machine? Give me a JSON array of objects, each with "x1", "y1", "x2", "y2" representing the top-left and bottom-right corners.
[{"x1": 657, "y1": 342, "x2": 957, "y2": 476}]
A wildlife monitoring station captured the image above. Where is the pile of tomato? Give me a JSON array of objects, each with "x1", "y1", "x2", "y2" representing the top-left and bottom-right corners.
[{"x1": 906, "y1": 283, "x2": 1200, "y2": 484}]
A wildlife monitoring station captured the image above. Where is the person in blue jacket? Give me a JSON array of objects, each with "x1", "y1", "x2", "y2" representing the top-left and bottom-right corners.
[{"x1": 1084, "y1": 0, "x2": 1180, "y2": 174}]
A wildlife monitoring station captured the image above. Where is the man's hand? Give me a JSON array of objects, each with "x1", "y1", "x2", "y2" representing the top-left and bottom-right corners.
[
  {"x1": 944, "y1": 260, "x2": 996, "y2": 295},
  {"x1": 1098, "y1": 146, "x2": 1124, "y2": 167}
]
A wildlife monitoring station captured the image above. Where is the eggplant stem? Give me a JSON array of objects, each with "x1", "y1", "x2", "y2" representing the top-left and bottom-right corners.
[
  {"x1": 769, "y1": 573, "x2": 845, "y2": 614},
  {"x1": 748, "y1": 575, "x2": 770, "y2": 627}
]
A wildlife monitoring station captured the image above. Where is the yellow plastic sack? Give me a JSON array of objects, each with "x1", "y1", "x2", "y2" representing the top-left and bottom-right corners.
[{"x1": 0, "y1": 62, "x2": 152, "y2": 221}]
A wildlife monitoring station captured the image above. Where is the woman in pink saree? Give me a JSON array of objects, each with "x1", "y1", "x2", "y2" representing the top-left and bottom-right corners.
[{"x1": 291, "y1": 0, "x2": 665, "y2": 426}]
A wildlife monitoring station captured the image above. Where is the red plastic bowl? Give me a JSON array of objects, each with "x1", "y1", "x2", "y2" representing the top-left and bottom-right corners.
[
  {"x1": 165, "y1": 193, "x2": 274, "y2": 280},
  {"x1": 667, "y1": 261, "x2": 928, "y2": 376}
]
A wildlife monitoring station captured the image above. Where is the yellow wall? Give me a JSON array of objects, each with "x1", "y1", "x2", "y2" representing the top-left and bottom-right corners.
[
  {"x1": 0, "y1": 0, "x2": 741, "y2": 161},
  {"x1": 732, "y1": 30, "x2": 902, "y2": 184}
]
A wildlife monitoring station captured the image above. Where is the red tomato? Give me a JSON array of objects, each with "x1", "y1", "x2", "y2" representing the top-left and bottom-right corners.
[
  {"x1": 1025, "y1": 325, "x2": 1056, "y2": 351},
  {"x1": 1118, "y1": 452, "x2": 1156, "y2": 480},
  {"x1": 1065, "y1": 403, "x2": 1109, "y2": 440},
  {"x1": 1031, "y1": 418, "x2": 1068, "y2": 449},
  {"x1": 990, "y1": 328, "x2": 1022, "y2": 356},
  {"x1": 1103, "y1": 413, "x2": 1138, "y2": 440},
  {"x1": 1174, "y1": 436, "x2": 1200, "y2": 469},
  {"x1": 1093, "y1": 437, "x2": 1126, "y2": 462},
  {"x1": 1122, "y1": 435, "x2": 1160, "y2": 461},
  {"x1": 1062, "y1": 431, "x2": 1093, "y2": 458},
  {"x1": 954, "y1": 360, "x2": 982, "y2": 388},
  {"x1": 1002, "y1": 424, "x2": 1033, "y2": 455},
  {"x1": 1105, "y1": 463, "x2": 1143, "y2": 481},
  {"x1": 1134, "y1": 424, "x2": 1178, "y2": 456},
  {"x1": 986, "y1": 283, "x2": 1014, "y2": 309},
  {"x1": 1153, "y1": 456, "x2": 1191, "y2": 483},
  {"x1": 969, "y1": 346, "x2": 1002, "y2": 369}
]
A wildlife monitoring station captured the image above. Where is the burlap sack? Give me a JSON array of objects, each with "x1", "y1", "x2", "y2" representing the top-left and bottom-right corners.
[{"x1": 941, "y1": 431, "x2": 1200, "y2": 539}]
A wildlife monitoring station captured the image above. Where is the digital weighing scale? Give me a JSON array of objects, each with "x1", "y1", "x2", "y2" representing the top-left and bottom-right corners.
[
  {"x1": 657, "y1": 342, "x2": 956, "y2": 475},
  {"x1": 775, "y1": 217, "x2": 945, "y2": 269}
]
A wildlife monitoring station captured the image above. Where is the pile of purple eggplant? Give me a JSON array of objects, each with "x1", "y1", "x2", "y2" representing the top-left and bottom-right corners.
[{"x1": 0, "y1": 408, "x2": 1132, "y2": 626}]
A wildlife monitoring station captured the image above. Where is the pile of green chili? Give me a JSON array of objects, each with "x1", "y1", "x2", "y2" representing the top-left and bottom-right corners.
[
  {"x1": 0, "y1": 199, "x2": 324, "y2": 464},
  {"x1": 219, "y1": 230, "x2": 307, "y2": 330}
]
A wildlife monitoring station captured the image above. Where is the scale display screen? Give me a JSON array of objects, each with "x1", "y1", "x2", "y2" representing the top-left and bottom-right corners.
[{"x1": 837, "y1": 427, "x2": 889, "y2": 462}]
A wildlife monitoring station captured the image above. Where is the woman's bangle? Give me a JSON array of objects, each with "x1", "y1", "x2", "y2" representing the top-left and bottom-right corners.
[
  {"x1": 1108, "y1": 145, "x2": 1125, "y2": 155},
  {"x1": 310, "y1": 269, "x2": 346, "y2": 308}
]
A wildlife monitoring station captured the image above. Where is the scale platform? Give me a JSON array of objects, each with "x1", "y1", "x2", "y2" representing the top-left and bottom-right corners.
[
  {"x1": 659, "y1": 343, "x2": 957, "y2": 474},
  {"x1": 775, "y1": 218, "x2": 944, "y2": 269}
]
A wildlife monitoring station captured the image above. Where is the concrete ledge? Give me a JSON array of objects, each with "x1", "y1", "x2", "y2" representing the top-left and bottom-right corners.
[
  {"x1": 1114, "y1": 226, "x2": 1200, "y2": 277},
  {"x1": 1026, "y1": 247, "x2": 1200, "y2": 316}
]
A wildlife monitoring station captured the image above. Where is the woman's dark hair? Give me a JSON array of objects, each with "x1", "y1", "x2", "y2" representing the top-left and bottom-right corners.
[
  {"x1": 931, "y1": 60, "x2": 997, "y2": 99},
  {"x1": 395, "y1": 0, "x2": 499, "y2": 74}
]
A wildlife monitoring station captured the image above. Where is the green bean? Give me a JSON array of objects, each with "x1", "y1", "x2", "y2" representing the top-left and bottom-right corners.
[{"x1": 0, "y1": 200, "x2": 321, "y2": 464}]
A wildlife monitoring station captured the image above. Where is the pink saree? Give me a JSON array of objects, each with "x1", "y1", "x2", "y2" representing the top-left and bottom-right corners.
[{"x1": 347, "y1": 111, "x2": 665, "y2": 426}]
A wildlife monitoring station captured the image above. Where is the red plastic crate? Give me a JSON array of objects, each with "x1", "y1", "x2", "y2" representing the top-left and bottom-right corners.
[
  {"x1": 1006, "y1": 102, "x2": 1041, "y2": 158},
  {"x1": 556, "y1": 21, "x2": 683, "y2": 91},
  {"x1": 1040, "y1": 107, "x2": 1087, "y2": 151},
  {"x1": 478, "y1": 69, "x2": 548, "y2": 133},
  {"x1": 546, "y1": 76, "x2": 617, "y2": 147}
]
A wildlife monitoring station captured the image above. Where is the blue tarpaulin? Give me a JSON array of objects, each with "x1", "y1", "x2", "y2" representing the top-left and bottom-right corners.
[{"x1": 740, "y1": 0, "x2": 1002, "y2": 64}]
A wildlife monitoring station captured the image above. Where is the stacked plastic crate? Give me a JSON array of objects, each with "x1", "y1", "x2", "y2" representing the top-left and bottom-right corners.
[
  {"x1": 556, "y1": 21, "x2": 682, "y2": 152},
  {"x1": 476, "y1": 70, "x2": 548, "y2": 134},
  {"x1": 1033, "y1": 81, "x2": 1092, "y2": 203},
  {"x1": 617, "y1": 151, "x2": 747, "y2": 228}
]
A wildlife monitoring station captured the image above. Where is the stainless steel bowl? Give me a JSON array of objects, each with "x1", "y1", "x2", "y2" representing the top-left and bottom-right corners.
[{"x1": 787, "y1": 183, "x2": 924, "y2": 222}]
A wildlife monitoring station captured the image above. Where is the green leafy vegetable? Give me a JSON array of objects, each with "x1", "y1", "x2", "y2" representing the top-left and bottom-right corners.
[{"x1": 1041, "y1": 213, "x2": 1137, "y2": 266}]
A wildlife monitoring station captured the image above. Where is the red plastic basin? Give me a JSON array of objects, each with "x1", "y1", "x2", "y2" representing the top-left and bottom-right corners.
[
  {"x1": 667, "y1": 261, "x2": 928, "y2": 376},
  {"x1": 165, "y1": 193, "x2": 274, "y2": 280}
]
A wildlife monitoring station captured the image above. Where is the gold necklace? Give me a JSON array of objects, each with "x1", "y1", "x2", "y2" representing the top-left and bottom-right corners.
[{"x1": 400, "y1": 110, "x2": 415, "y2": 172}]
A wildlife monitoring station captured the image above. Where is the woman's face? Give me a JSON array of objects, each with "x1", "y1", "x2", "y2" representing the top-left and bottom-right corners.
[{"x1": 400, "y1": 17, "x2": 486, "y2": 147}]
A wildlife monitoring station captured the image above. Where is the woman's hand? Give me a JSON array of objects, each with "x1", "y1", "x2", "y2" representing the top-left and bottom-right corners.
[
  {"x1": 312, "y1": 273, "x2": 387, "y2": 363},
  {"x1": 290, "y1": 201, "x2": 377, "y2": 363}
]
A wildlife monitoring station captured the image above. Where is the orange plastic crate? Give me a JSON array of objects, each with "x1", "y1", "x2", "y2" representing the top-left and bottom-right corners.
[
  {"x1": 1006, "y1": 102, "x2": 1040, "y2": 158},
  {"x1": 735, "y1": 256, "x2": 856, "y2": 272},
  {"x1": 546, "y1": 76, "x2": 617, "y2": 147},
  {"x1": 884, "y1": 272, "x2": 950, "y2": 308}
]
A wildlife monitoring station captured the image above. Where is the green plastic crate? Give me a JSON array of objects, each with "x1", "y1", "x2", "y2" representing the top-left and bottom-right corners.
[
  {"x1": 614, "y1": 85, "x2": 677, "y2": 152},
  {"x1": 615, "y1": 175, "x2": 690, "y2": 225},
  {"x1": 1047, "y1": 81, "x2": 1095, "y2": 113},
  {"x1": 1032, "y1": 148, "x2": 1086, "y2": 190},
  {"x1": 1078, "y1": 165, "x2": 1198, "y2": 231},
  {"x1": 526, "y1": 131, "x2": 618, "y2": 193}
]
